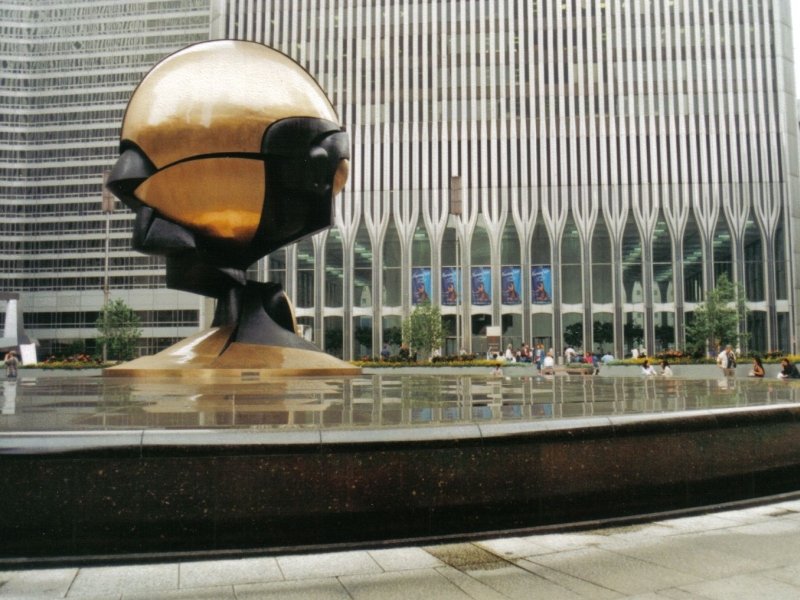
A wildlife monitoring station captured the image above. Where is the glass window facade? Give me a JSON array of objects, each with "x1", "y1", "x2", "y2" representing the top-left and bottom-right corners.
[
  {"x1": 3, "y1": 1, "x2": 798, "y2": 360},
  {"x1": 231, "y1": 0, "x2": 797, "y2": 359},
  {"x1": 1, "y1": 1, "x2": 210, "y2": 356}
]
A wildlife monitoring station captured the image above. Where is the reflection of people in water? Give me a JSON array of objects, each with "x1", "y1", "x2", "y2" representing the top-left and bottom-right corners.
[
  {"x1": 473, "y1": 281, "x2": 490, "y2": 303},
  {"x1": 415, "y1": 282, "x2": 429, "y2": 303},
  {"x1": 534, "y1": 280, "x2": 550, "y2": 302},
  {"x1": 504, "y1": 280, "x2": 520, "y2": 303},
  {"x1": 445, "y1": 281, "x2": 458, "y2": 304}
]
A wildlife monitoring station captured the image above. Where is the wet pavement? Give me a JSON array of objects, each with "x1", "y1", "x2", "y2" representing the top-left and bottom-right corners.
[{"x1": 3, "y1": 496, "x2": 800, "y2": 599}]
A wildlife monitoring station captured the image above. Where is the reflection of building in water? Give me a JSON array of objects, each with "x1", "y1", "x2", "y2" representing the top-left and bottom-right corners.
[
  {"x1": 1, "y1": 381, "x2": 16, "y2": 415},
  {"x1": 2, "y1": 1, "x2": 798, "y2": 361},
  {"x1": 2, "y1": 375, "x2": 793, "y2": 432}
]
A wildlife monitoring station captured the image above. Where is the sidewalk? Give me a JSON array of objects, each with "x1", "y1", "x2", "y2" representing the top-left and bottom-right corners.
[{"x1": 3, "y1": 498, "x2": 800, "y2": 599}]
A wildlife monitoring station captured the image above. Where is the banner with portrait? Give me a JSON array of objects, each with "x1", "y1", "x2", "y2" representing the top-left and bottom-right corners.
[
  {"x1": 441, "y1": 267, "x2": 460, "y2": 306},
  {"x1": 531, "y1": 265, "x2": 552, "y2": 304},
  {"x1": 501, "y1": 266, "x2": 522, "y2": 305},
  {"x1": 471, "y1": 266, "x2": 492, "y2": 305},
  {"x1": 412, "y1": 267, "x2": 431, "y2": 304}
]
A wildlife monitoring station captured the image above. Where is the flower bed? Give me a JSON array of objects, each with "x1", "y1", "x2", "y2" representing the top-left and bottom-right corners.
[{"x1": 22, "y1": 354, "x2": 117, "y2": 370}]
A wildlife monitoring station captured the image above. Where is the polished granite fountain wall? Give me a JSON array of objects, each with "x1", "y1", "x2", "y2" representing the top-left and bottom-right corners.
[{"x1": 2, "y1": 374, "x2": 800, "y2": 562}]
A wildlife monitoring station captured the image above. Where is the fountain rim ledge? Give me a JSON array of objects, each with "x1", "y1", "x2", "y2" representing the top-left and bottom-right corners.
[{"x1": 2, "y1": 402, "x2": 797, "y2": 455}]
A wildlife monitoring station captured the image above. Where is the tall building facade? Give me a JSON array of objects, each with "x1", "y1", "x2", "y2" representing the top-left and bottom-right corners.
[
  {"x1": 0, "y1": 1, "x2": 211, "y2": 356},
  {"x1": 218, "y1": 0, "x2": 800, "y2": 359},
  {"x1": 1, "y1": 1, "x2": 798, "y2": 361}
]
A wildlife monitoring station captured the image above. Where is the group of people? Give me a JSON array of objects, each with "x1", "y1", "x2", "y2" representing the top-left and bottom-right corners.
[
  {"x1": 640, "y1": 359, "x2": 673, "y2": 376},
  {"x1": 717, "y1": 345, "x2": 800, "y2": 380},
  {"x1": 499, "y1": 343, "x2": 615, "y2": 375},
  {"x1": 497, "y1": 342, "x2": 557, "y2": 373},
  {"x1": 748, "y1": 355, "x2": 800, "y2": 380}
]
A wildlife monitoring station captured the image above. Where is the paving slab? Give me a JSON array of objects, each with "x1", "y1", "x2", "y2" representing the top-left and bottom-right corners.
[
  {"x1": 124, "y1": 585, "x2": 236, "y2": 600},
  {"x1": 599, "y1": 535, "x2": 764, "y2": 580},
  {"x1": 275, "y1": 550, "x2": 382, "y2": 580},
  {"x1": 178, "y1": 556, "x2": 282, "y2": 588},
  {"x1": 677, "y1": 573, "x2": 800, "y2": 600},
  {"x1": 66, "y1": 563, "x2": 178, "y2": 597},
  {"x1": 366, "y1": 547, "x2": 444, "y2": 571},
  {"x1": 339, "y1": 568, "x2": 474, "y2": 600},
  {"x1": 433, "y1": 565, "x2": 509, "y2": 600},
  {"x1": 475, "y1": 536, "x2": 553, "y2": 559},
  {"x1": 0, "y1": 568, "x2": 76, "y2": 598},
  {"x1": 526, "y1": 546, "x2": 703, "y2": 596},
  {"x1": 462, "y1": 564, "x2": 585, "y2": 599},
  {"x1": 514, "y1": 558, "x2": 624, "y2": 599},
  {"x1": 689, "y1": 524, "x2": 800, "y2": 568},
  {"x1": 233, "y1": 576, "x2": 350, "y2": 599}
]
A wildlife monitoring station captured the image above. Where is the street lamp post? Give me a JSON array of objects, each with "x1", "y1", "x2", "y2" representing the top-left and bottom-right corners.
[
  {"x1": 450, "y1": 176, "x2": 463, "y2": 355},
  {"x1": 101, "y1": 171, "x2": 114, "y2": 362}
]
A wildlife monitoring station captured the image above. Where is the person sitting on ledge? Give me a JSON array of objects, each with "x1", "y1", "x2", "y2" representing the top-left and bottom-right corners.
[
  {"x1": 641, "y1": 359, "x2": 657, "y2": 376},
  {"x1": 749, "y1": 356, "x2": 765, "y2": 378},
  {"x1": 542, "y1": 352, "x2": 555, "y2": 375},
  {"x1": 660, "y1": 360, "x2": 673, "y2": 377},
  {"x1": 777, "y1": 358, "x2": 800, "y2": 380}
]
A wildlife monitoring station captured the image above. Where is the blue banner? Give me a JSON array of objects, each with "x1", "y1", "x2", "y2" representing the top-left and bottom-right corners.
[
  {"x1": 441, "y1": 267, "x2": 460, "y2": 306},
  {"x1": 412, "y1": 267, "x2": 431, "y2": 304},
  {"x1": 531, "y1": 265, "x2": 552, "y2": 304},
  {"x1": 471, "y1": 266, "x2": 492, "y2": 305},
  {"x1": 501, "y1": 266, "x2": 522, "y2": 305}
]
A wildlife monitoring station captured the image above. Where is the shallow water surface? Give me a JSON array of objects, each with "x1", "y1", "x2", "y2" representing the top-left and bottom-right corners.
[{"x1": 0, "y1": 374, "x2": 797, "y2": 431}]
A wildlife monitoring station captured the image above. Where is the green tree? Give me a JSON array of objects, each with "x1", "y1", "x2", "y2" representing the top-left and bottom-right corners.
[
  {"x1": 96, "y1": 298, "x2": 141, "y2": 361},
  {"x1": 685, "y1": 272, "x2": 748, "y2": 355},
  {"x1": 383, "y1": 326, "x2": 403, "y2": 346},
  {"x1": 593, "y1": 320, "x2": 614, "y2": 348},
  {"x1": 402, "y1": 302, "x2": 444, "y2": 361},
  {"x1": 563, "y1": 322, "x2": 583, "y2": 348}
]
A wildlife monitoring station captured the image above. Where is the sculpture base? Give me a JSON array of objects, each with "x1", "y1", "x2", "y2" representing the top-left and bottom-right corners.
[{"x1": 104, "y1": 326, "x2": 360, "y2": 378}]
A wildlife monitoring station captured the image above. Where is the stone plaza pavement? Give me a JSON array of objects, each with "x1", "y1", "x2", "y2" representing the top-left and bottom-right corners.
[{"x1": 4, "y1": 498, "x2": 800, "y2": 599}]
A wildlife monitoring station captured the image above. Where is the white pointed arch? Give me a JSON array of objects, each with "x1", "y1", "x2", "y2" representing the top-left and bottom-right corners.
[
  {"x1": 632, "y1": 185, "x2": 660, "y2": 248},
  {"x1": 662, "y1": 183, "x2": 690, "y2": 243},
  {"x1": 601, "y1": 186, "x2": 630, "y2": 248},
  {"x1": 571, "y1": 186, "x2": 599, "y2": 248}
]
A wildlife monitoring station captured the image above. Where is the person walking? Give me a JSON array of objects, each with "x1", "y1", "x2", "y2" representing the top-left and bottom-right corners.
[
  {"x1": 4, "y1": 350, "x2": 19, "y2": 379},
  {"x1": 723, "y1": 345, "x2": 737, "y2": 377}
]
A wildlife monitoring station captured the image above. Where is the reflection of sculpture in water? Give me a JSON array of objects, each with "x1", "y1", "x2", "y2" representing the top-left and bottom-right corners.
[{"x1": 105, "y1": 40, "x2": 354, "y2": 373}]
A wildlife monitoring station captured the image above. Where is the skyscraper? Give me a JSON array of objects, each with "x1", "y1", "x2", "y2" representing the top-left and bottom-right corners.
[
  {"x1": 0, "y1": 1, "x2": 211, "y2": 356},
  {"x1": 221, "y1": 0, "x2": 800, "y2": 359},
  {"x1": 1, "y1": 1, "x2": 798, "y2": 360}
]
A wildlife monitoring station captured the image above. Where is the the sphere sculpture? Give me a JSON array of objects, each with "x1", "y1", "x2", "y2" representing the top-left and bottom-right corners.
[{"x1": 105, "y1": 40, "x2": 356, "y2": 376}]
